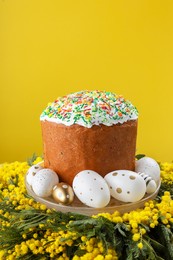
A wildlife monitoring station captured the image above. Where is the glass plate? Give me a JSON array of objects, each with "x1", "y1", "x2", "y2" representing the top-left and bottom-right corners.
[{"x1": 25, "y1": 175, "x2": 161, "y2": 216}]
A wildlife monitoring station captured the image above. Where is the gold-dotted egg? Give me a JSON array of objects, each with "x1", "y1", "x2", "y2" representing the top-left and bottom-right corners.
[{"x1": 52, "y1": 182, "x2": 74, "y2": 205}]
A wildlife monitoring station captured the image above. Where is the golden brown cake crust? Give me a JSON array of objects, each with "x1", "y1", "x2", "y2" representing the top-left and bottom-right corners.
[{"x1": 41, "y1": 120, "x2": 138, "y2": 185}]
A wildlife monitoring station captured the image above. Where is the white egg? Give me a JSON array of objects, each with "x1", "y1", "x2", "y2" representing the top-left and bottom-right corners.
[
  {"x1": 104, "y1": 170, "x2": 146, "y2": 203},
  {"x1": 32, "y1": 169, "x2": 59, "y2": 197},
  {"x1": 73, "y1": 170, "x2": 110, "y2": 208},
  {"x1": 146, "y1": 179, "x2": 157, "y2": 194},
  {"x1": 26, "y1": 164, "x2": 43, "y2": 186},
  {"x1": 135, "y1": 157, "x2": 160, "y2": 183}
]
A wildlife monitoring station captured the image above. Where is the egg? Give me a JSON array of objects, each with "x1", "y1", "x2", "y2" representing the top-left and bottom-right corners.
[
  {"x1": 104, "y1": 170, "x2": 146, "y2": 203},
  {"x1": 135, "y1": 157, "x2": 160, "y2": 183},
  {"x1": 72, "y1": 170, "x2": 110, "y2": 208},
  {"x1": 26, "y1": 164, "x2": 43, "y2": 186},
  {"x1": 138, "y1": 172, "x2": 157, "y2": 194},
  {"x1": 32, "y1": 169, "x2": 59, "y2": 197},
  {"x1": 52, "y1": 182, "x2": 74, "y2": 205}
]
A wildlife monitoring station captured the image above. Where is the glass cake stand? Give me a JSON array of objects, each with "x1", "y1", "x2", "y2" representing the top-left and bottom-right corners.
[{"x1": 25, "y1": 176, "x2": 161, "y2": 216}]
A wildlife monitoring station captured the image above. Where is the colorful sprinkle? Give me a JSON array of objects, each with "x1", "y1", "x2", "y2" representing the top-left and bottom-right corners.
[{"x1": 40, "y1": 90, "x2": 138, "y2": 128}]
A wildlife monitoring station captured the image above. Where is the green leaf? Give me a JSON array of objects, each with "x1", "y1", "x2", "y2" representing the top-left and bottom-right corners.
[
  {"x1": 74, "y1": 249, "x2": 87, "y2": 257},
  {"x1": 27, "y1": 153, "x2": 38, "y2": 166},
  {"x1": 149, "y1": 237, "x2": 165, "y2": 253},
  {"x1": 135, "y1": 154, "x2": 146, "y2": 160},
  {"x1": 114, "y1": 223, "x2": 129, "y2": 237},
  {"x1": 155, "y1": 225, "x2": 173, "y2": 260}
]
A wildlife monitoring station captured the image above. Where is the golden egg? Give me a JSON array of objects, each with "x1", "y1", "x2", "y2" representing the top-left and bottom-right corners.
[{"x1": 52, "y1": 182, "x2": 74, "y2": 205}]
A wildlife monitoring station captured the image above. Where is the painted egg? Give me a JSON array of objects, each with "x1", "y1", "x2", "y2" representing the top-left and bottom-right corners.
[
  {"x1": 72, "y1": 170, "x2": 110, "y2": 208},
  {"x1": 135, "y1": 157, "x2": 160, "y2": 183},
  {"x1": 52, "y1": 182, "x2": 74, "y2": 205},
  {"x1": 104, "y1": 170, "x2": 146, "y2": 203},
  {"x1": 26, "y1": 164, "x2": 43, "y2": 186},
  {"x1": 32, "y1": 169, "x2": 59, "y2": 197},
  {"x1": 138, "y1": 172, "x2": 157, "y2": 194}
]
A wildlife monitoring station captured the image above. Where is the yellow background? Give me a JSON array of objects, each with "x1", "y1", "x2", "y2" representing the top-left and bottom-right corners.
[{"x1": 0, "y1": 0, "x2": 173, "y2": 163}]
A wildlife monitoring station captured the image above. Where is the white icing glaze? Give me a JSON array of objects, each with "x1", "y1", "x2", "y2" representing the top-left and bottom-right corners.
[{"x1": 40, "y1": 90, "x2": 138, "y2": 128}]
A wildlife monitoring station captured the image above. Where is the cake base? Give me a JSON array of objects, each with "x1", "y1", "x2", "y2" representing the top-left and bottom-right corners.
[{"x1": 41, "y1": 120, "x2": 138, "y2": 185}]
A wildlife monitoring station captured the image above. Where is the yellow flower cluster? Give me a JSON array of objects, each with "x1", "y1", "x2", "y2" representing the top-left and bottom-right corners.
[
  {"x1": 95, "y1": 191, "x2": 173, "y2": 249},
  {"x1": 5, "y1": 230, "x2": 76, "y2": 259},
  {"x1": 0, "y1": 159, "x2": 118, "y2": 259},
  {"x1": 94, "y1": 211, "x2": 123, "y2": 223},
  {"x1": 160, "y1": 162, "x2": 173, "y2": 184},
  {"x1": 96, "y1": 191, "x2": 173, "y2": 230},
  {"x1": 73, "y1": 237, "x2": 118, "y2": 260},
  {"x1": 3, "y1": 234, "x2": 118, "y2": 260},
  {"x1": 0, "y1": 159, "x2": 47, "y2": 213},
  {"x1": 0, "y1": 159, "x2": 173, "y2": 259}
]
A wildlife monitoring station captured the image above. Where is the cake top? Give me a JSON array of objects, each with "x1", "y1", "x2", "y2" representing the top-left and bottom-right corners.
[{"x1": 40, "y1": 90, "x2": 138, "y2": 128}]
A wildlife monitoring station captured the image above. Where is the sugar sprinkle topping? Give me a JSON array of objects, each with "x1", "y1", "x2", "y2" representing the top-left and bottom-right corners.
[{"x1": 40, "y1": 90, "x2": 138, "y2": 128}]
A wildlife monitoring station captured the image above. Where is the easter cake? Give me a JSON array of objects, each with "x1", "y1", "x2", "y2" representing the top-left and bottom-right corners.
[{"x1": 40, "y1": 90, "x2": 138, "y2": 185}]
